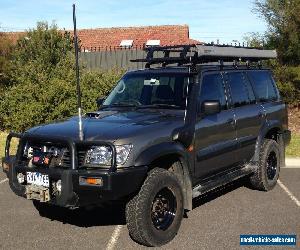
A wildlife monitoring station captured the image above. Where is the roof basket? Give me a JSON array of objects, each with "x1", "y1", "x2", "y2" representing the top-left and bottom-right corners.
[{"x1": 130, "y1": 44, "x2": 277, "y2": 68}]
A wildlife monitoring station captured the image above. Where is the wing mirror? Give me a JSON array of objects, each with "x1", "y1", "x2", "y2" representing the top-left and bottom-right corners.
[
  {"x1": 96, "y1": 97, "x2": 105, "y2": 109},
  {"x1": 201, "y1": 100, "x2": 221, "y2": 115}
]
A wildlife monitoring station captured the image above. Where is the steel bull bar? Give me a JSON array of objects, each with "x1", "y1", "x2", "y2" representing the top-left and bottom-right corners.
[
  {"x1": 2, "y1": 132, "x2": 23, "y2": 174},
  {"x1": 3, "y1": 132, "x2": 117, "y2": 207}
]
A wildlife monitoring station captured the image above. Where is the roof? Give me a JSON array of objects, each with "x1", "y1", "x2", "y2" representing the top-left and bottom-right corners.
[
  {"x1": 2, "y1": 25, "x2": 201, "y2": 51},
  {"x1": 2, "y1": 32, "x2": 26, "y2": 44},
  {"x1": 76, "y1": 25, "x2": 200, "y2": 50}
]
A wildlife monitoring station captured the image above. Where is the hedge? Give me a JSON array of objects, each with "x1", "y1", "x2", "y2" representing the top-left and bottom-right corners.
[{"x1": 0, "y1": 70, "x2": 122, "y2": 132}]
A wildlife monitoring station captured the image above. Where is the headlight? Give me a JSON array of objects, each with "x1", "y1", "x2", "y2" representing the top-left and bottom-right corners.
[
  {"x1": 85, "y1": 144, "x2": 132, "y2": 166},
  {"x1": 85, "y1": 146, "x2": 112, "y2": 165},
  {"x1": 115, "y1": 144, "x2": 132, "y2": 165}
]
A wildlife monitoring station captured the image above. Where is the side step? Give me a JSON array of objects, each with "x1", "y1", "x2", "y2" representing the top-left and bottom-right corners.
[{"x1": 192, "y1": 165, "x2": 254, "y2": 199}]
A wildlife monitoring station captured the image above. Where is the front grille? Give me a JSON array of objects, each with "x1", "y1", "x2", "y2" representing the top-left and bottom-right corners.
[
  {"x1": 22, "y1": 142, "x2": 87, "y2": 169},
  {"x1": 61, "y1": 150, "x2": 86, "y2": 168}
]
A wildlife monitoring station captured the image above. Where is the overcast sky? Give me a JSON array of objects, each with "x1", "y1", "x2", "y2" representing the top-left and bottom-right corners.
[{"x1": 0, "y1": 0, "x2": 266, "y2": 44}]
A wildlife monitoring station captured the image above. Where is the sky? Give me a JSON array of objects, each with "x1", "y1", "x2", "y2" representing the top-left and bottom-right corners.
[{"x1": 0, "y1": 0, "x2": 267, "y2": 44}]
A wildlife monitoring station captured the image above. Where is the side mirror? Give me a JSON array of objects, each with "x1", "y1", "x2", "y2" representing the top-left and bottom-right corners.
[
  {"x1": 96, "y1": 98, "x2": 105, "y2": 109},
  {"x1": 202, "y1": 100, "x2": 221, "y2": 115}
]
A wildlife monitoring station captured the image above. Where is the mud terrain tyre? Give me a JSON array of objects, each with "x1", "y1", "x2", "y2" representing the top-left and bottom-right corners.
[
  {"x1": 250, "y1": 139, "x2": 281, "y2": 191},
  {"x1": 125, "y1": 168, "x2": 184, "y2": 247}
]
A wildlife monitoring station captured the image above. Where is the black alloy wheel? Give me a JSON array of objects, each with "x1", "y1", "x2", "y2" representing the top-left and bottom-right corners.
[
  {"x1": 266, "y1": 151, "x2": 277, "y2": 180},
  {"x1": 151, "y1": 187, "x2": 177, "y2": 231}
]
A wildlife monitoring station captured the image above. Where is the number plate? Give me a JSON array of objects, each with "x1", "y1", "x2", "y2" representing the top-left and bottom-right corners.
[{"x1": 26, "y1": 172, "x2": 49, "y2": 187}]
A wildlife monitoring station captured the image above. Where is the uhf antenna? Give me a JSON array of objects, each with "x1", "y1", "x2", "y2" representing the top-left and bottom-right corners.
[{"x1": 72, "y1": 4, "x2": 84, "y2": 141}]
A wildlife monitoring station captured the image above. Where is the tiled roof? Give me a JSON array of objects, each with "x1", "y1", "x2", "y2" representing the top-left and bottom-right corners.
[
  {"x1": 2, "y1": 32, "x2": 26, "y2": 44},
  {"x1": 2, "y1": 25, "x2": 201, "y2": 50},
  {"x1": 76, "y1": 25, "x2": 200, "y2": 50}
]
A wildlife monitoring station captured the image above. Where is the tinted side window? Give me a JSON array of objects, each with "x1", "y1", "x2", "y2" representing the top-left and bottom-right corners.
[
  {"x1": 248, "y1": 71, "x2": 278, "y2": 102},
  {"x1": 199, "y1": 73, "x2": 226, "y2": 109},
  {"x1": 227, "y1": 72, "x2": 249, "y2": 107},
  {"x1": 243, "y1": 73, "x2": 256, "y2": 104}
]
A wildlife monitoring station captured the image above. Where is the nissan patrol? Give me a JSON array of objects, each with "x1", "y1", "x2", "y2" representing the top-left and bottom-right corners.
[{"x1": 2, "y1": 44, "x2": 291, "y2": 246}]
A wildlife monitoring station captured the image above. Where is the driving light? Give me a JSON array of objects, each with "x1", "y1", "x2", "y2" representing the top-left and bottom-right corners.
[
  {"x1": 23, "y1": 143, "x2": 33, "y2": 159},
  {"x1": 56, "y1": 180, "x2": 62, "y2": 192},
  {"x1": 85, "y1": 146, "x2": 112, "y2": 165},
  {"x1": 17, "y1": 173, "x2": 25, "y2": 184},
  {"x1": 115, "y1": 144, "x2": 132, "y2": 165}
]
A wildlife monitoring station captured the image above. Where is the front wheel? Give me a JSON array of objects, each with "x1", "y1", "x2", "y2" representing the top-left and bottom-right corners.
[{"x1": 126, "y1": 168, "x2": 184, "y2": 247}]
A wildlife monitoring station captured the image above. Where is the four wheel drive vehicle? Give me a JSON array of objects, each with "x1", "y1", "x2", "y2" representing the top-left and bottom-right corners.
[{"x1": 2, "y1": 44, "x2": 291, "y2": 247}]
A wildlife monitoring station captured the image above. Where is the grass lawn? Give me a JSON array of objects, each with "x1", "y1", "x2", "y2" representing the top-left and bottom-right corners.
[
  {"x1": 0, "y1": 131, "x2": 299, "y2": 163},
  {"x1": 286, "y1": 133, "x2": 300, "y2": 158}
]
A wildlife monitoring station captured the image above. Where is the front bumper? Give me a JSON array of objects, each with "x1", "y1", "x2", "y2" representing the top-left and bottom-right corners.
[
  {"x1": 3, "y1": 132, "x2": 148, "y2": 207},
  {"x1": 9, "y1": 164, "x2": 147, "y2": 207}
]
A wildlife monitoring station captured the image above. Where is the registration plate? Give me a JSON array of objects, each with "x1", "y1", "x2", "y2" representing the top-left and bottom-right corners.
[{"x1": 26, "y1": 172, "x2": 49, "y2": 187}]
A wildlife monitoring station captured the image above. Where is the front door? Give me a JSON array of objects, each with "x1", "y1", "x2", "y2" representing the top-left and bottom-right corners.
[{"x1": 194, "y1": 72, "x2": 237, "y2": 179}]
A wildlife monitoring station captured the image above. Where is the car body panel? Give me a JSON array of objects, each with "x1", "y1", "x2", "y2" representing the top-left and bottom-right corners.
[{"x1": 2, "y1": 65, "x2": 290, "y2": 209}]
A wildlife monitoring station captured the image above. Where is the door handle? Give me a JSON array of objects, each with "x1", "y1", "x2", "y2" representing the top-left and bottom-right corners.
[
  {"x1": 227, "y1": 118, "x2": 235, "y2": 126},
  {"x1": 258, "y1": 112, "x2": 266, "y2": 118}
]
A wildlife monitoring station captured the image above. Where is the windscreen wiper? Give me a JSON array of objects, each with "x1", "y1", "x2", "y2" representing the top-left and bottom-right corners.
[
  {"x1": 110, "y1": 101, "x2": 138, "y2": 107},
  {"x1": 99, "y1": 102, "x2": 138, "y2": 110},
  {"x1": 137, "y1": 104, "x2": 181, "y2": 109}
]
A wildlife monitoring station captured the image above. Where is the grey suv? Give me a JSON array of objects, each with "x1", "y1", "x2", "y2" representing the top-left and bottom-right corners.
[{"x1": 2, "y1": 45, "x2": 291, "y2": 247}]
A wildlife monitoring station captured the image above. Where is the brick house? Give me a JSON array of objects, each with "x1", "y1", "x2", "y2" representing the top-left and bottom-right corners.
[
  {"x1": 4, "y1": 24, "x2": 200, "y2": 51},
  {"x1": 77, "y1": 25, "x2": 200, "y2": 51}
]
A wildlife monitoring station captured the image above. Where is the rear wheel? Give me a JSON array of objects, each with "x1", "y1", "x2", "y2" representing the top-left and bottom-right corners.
[
  {"x1": 125, "y1": 168, "x2": 184, "y2": 247},
  {"x1": 249, "y1": 139, "x2": 281, "y2": 191}
]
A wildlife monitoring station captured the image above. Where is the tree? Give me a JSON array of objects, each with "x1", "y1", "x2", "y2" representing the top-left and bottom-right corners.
[
  {"x1": 243, "y1": 32, "x2": 266, "y2": 48},
  {"x1": 0, "y1": 31, "x2": 13, "y2": 88},
  {"x1": 0, "y1": 22, "x2": 121, "y2": 131},
  {"x1": 254, "y1": 0, "x2": 300, "y2": 65},
  {"x1": 8, "y1": 22, "x2": 75, "y2": 86}
]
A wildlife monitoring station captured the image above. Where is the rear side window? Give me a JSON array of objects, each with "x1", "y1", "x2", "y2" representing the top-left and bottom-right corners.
[
  {"x1": 199, "y1": 73, "x2": 226, "y2": 109},
  {"x1": 243, "y1": 73, "x2": 256, "y2": 104},
  {"x1": 227, "y1": 72, "x2": 249, "y2": 107},
  {"x1": 247, "y1": 71, "x2": 278, "y2": 102}
]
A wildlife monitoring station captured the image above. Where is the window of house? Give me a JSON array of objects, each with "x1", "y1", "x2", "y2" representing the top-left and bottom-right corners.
[
  {"x1": 146, "y1": 40, "x2": 160, "y2": 46},
  {"x1": 120, "y1": 40, "x2": 133, "y2": 48}
]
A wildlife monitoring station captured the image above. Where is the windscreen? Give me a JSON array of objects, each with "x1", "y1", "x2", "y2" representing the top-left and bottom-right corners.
[{"x1": 103, "y1": 74, "x2": 190, "y2": 109}]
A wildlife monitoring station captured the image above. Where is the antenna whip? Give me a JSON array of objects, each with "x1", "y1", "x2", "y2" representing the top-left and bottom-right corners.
[{"x1": 72, "y1": 4, "x2": 84, "y2": 141}]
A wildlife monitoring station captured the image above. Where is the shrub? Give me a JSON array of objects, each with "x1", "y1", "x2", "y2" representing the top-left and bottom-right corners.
[
  {"x1": 0, "y1": 70, "x2": 122, "y2": 132},
  {"x1": 0, "y1": 32, "x2": 14, "y2": 89},
  {"x1": 0, "y1": 22, "x2": 123, "y2": 132},
  {"x1": 8, "y1": 22, "x2": 74, "y2": 86},
  {"x1": 272, "y1": 64, "x2": 300, "y2": 106}
]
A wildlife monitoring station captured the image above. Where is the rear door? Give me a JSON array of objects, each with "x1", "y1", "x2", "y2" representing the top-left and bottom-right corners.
[
  {"x1": 247, "y1": 70, "x2": 283, "y2": 126},
  {"x1": 194, "y1": 72, "x2": 237, "y2": 179},
  {"x1": 225, "y1": 71, "x2": 263, "y2": 163}
]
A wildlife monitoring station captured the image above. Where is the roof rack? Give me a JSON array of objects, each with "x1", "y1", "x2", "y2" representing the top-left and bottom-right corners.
[{"x1": 130, "y1": 44, "x2": 277, "y2": 69}]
